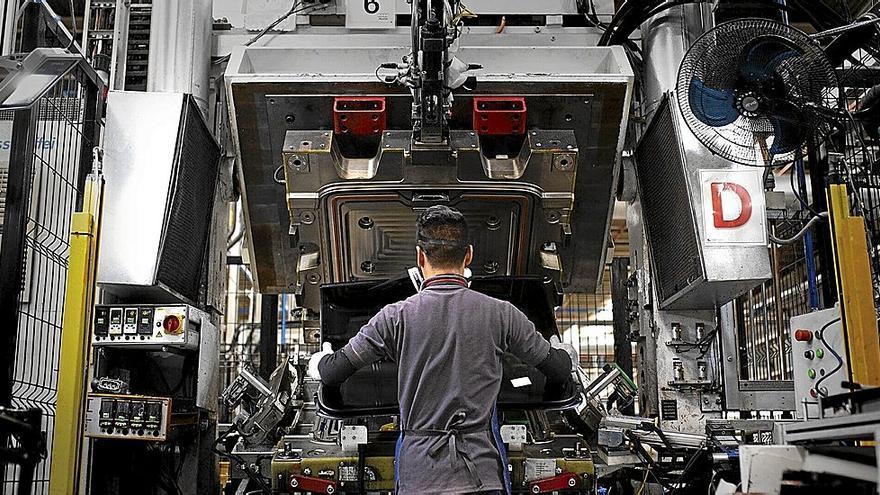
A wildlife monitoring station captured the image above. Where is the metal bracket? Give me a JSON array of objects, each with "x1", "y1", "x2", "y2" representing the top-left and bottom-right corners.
[
  {"x1": 339, "y1": 425, "x2": 367, "y2": 453},
  {"x1": 333, "y1": 97, "x2": 386, "y2": 136},
  {"x1": 500, "y1": 424, "x2": 527, "y2": 451},
  {"x1": 473, "y1": 96, "x2": 526, "y2": 135}
]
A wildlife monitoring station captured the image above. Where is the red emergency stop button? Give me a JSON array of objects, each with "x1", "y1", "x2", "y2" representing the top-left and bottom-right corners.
[
  {"x1": 794, "y1": 329, "x2": 813, "y2": 342},
  {"x1": 163, "y1": 315, "x2": 182, "y2": 334}
]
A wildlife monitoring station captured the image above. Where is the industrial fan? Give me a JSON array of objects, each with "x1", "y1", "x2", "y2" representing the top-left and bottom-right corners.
[{"x1": 676, "y1": 18, "x2": 840, "y2": 166}]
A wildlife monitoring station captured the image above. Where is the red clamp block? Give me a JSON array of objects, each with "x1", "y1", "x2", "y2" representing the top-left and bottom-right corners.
[
  {"x1": 528, "y1": 472, "x2": 579, "y2": 494},
  {"x1": 290, "y1": 474, "x2": 337, "y2": 494},
  {"x1": 473, "y1": 96, "x2": 527, "y2": 135},
  {"x1": 334, "y1": 97, "x2": 386, "y2": 136}
]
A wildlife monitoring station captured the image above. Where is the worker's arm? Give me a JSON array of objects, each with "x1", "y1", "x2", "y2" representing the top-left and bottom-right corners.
[
  {"x1": 316, "y1": 304, "x2": 398, "y2": 386},
  {"x1": 505, "y1": 303, "x2": 573, "y2": 383}
]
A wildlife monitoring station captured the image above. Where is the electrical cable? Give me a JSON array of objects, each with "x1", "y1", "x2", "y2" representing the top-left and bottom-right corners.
[
  {"x1": 769, "y1": 213, "x2": 828, "y2": 245},
  {"x1": 788, "y1": 158, "x2": 822, "y2": 217},
  {"x1": 66, "y1": 0, "x2": 77, "y2": 51},
  {"x1": 815, "y1": 317, "x2": 844, "y2": 397},
  {"x1": 669, "y1": 327, "x2": 718, "y2": 355},
  {"x1": 670, "y1": 444, "x2": 706, "y2": 494},
  {"x1": 624, "y1": 431, "x2": 673, "y2": 488},
  {"x1": 212, "y1": 2, "x2": 328, "y2": 65},
  {"x1": 273, "y1": 165, "x2": 285, "y2": 184},
  {"x1": 600, "y1": 0, "x2": 795, "y2": 46},
  {"x1": 811, "y1": 16, "x2": 880, "y2": 38},
  {"x1": 244, "y1": 2, "x2": 329, "y2": 47},
  {"x1": 635, "y1": 468, "x2": 650, "y2": 495},
  {"x1": 244, "y1": 1, "x2": 302, "y2": 46}
]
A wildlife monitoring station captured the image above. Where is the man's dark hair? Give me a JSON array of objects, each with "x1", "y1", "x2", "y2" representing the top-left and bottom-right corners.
[{"x1": 416, "y1": 205, "x2": 470, "y2": 268}]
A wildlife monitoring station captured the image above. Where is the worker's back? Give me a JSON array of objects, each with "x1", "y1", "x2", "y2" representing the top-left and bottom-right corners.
[{"x1": 343, "y1": 275, "x2": 552, "y2": 494}]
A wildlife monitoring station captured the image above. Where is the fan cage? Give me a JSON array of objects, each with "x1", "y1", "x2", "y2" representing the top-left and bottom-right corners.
[{"x1": 677, "y1": 18, "x2": 841, "y2": 167}]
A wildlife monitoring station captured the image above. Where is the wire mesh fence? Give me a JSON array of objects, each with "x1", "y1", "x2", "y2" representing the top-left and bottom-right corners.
[
  {"x1": 0, "y1": 4, "x2": 103, "y2": 494},
  {"x1": 556, "y1": 268, "x2": 619, "y2": 381},
  {"x1": 0, "y1": 66, "x2": 101, "y2": 494}
]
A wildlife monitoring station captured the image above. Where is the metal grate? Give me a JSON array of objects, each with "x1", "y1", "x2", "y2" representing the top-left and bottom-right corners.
[
  {"x1": 634, "y1": 97, "x2": 703, "y2": 304},
  {"x1": 556, "y1": 267, "x2": 638, "y2": 405},
  {"x1": 734, "y1": 219, "x2": 823, "y2": 381},
  {"x1": 154, "y1": 97, "x2": 220, "y2": 302}
]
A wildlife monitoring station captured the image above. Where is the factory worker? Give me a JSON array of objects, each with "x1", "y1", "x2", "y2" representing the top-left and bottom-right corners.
[{"x1": 308, "y1": 205, "x2": 575, "y2": 495}]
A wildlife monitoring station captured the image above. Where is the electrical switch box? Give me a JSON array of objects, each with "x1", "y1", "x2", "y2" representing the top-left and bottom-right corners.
[
  {"x1": 92, "y1": 304, "x2": 207, "y2": 350},
  {"x1": 85, "y1": 394, "x2": 172, "y2": 441},
  {"x1": 790, "y1": 306, "x2": 849, "y2": 419}
]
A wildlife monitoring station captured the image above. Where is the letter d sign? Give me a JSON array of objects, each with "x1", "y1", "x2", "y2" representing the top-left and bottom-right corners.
[{"x1": 710, "y1": 182, "x2": 752, "y2": 228}]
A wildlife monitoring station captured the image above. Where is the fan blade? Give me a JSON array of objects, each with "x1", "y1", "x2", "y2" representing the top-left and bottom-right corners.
[
  {"x1": 739, "y1": 37, "x2": 803, "y2": 80},
  {"x1": 688, "y1": 78, "x2": 739, "y2": 127},
  {"x1": 768, "y1": 101, "x2": 806, "y2": 155}
]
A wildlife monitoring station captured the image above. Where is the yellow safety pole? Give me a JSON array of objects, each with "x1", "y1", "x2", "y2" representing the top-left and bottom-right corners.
[
  {"x1": 48, "y1": 167, "x2": 103, "y2": 495},
  {"x1": 827, "y1": 182, "x2": 880, "y2": 388}
]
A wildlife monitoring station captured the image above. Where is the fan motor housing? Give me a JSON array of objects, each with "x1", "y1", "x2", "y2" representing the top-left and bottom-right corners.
[{"x1": 634, "y1": 94, "x2": 772, "y2": 309}]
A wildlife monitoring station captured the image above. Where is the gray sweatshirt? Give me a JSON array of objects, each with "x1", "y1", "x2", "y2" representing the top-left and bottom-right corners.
[{"x1": 318, "y1": 274, "x2": 571, "y2": 494}]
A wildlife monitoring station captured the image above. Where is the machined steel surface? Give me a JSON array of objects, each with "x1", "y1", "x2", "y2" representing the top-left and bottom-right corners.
[
  {"x1": 283, "y1": 129, "x2": 578, "y2": 292},
  {"x1": 224, "y1": 37, "x2": 633, "y2": 305}
]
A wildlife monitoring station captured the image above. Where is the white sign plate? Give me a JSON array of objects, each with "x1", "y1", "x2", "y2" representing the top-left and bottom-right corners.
[
  {"x1": 699, "y1": 169, "x2": 767, "y2": 245},
  {"x1": 346, "y1": 0, "x2": 395, "y2": 29}
]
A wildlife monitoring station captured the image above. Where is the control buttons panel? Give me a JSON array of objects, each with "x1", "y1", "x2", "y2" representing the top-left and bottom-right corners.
[
  {"x1": 790, "y1": 307, "x2": 848, "y2": 419},
  {"x1": 85, "y1": 393, "x2": 171, "y2": 441},
  {"x1": 93, "y1": 304, "x2": 202, "y2": 349}
]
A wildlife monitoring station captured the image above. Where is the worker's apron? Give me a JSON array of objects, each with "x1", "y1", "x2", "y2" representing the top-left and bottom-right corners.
[{"x1": 395, "y1": 409, "x2": 512, "y2": 495}]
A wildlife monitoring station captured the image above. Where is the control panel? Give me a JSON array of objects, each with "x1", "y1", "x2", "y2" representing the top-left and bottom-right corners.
[
  {"x1": 92, "y1": 304, "x2": 204, "y2": 349},
  {"x1": 84, "y1": 393, "x2": 172, "y2": 441},
  {"x1": 790, "y1": 306, "x2": 849, "y2": 419}
]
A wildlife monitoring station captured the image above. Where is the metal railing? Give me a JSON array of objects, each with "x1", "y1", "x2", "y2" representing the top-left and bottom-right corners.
[{"x1": 0, "y1": 3, "x2": 104, "y2": 494}]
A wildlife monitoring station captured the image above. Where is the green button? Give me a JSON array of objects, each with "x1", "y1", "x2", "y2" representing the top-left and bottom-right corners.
[
  {"x1": 815, "y1": 348, "x2": 824, "y2": 359},
  {"x1": 808, "y1": 369, "x2": 816, "y2": 379}
]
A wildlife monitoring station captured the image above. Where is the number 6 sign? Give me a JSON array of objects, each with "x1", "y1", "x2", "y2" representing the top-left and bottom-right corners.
[
  {"x1": 364, "y1": 0, "x2": 380, "y2": 14},
  {"x1": 346, "y1": 0, "x2": 394, "y2": 29}
]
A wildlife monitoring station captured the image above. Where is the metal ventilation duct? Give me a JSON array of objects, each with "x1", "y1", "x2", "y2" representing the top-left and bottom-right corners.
[
  {"x1": 634, "y1": 95, "x2": 771, "y2": 309},
  {"x1": 98, "y1": 91, "x2": 220, "y2": 304}
]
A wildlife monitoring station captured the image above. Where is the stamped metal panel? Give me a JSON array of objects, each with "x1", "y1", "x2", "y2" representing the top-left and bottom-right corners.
[
  {"x1": 332, "y1": 193, "x2": 527, "y2": 280},
  {"x1": 224, "y1": 41, "x2": 633, "y2": 298}
]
